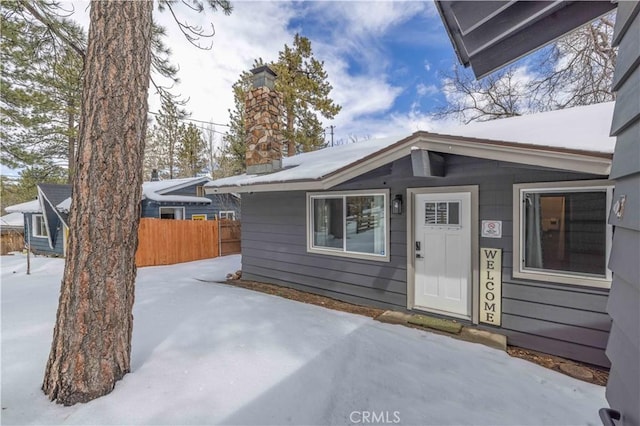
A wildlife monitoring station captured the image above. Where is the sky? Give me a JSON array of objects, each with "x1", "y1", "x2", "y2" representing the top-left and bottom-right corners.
[{"x1": 67, "y1": 1, "x2": 458, "y2": 148}]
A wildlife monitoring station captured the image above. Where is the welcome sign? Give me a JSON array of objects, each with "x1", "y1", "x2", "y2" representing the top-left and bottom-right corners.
[{"x1": 480, "y1": 248, "x2": 502, "y2": 326}]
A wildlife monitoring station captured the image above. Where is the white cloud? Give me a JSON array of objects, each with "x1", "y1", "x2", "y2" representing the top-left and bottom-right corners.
[
  {"x1": 416, "y1": 83, "x2": 438, "y2": 97},
  {"x1": 66, "y1": 1, "x2": 442, "y2": 148}
]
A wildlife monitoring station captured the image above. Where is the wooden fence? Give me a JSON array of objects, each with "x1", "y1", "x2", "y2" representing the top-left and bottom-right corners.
[
  {"x1": 135, "y1": 218, "x2": 220, "y2": 267},
  {"x1": 220, "y1": 219, "x2": 241, "y2": 256},
  {"x1": 1, "y1": 229, "x2": 24, "y2": 255}
]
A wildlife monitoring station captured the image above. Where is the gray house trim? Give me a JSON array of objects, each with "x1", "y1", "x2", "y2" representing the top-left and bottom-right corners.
[{"x1": 406, "y1": 185, "x2": 479, "y2": 323}]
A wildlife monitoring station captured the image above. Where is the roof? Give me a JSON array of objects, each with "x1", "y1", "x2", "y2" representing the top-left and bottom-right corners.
[
  {"x1": 434, "y1": 1, "x2": 616, "y2": 78},
  {"x1": 5, "y1": 199, "x2": 42, "y2": 213},
  {"x1": 141, "y1": 176, "x2": 212, "y2": 204},
  {"x1": 0, "y1": 212, "x2": 24, "y2": 229},
  {"x1": 48, "y1": 177, "x2": 215, "y2": 214},
  {"x1": 206, "y1": 102, "x2": 615, "y2": 194}
]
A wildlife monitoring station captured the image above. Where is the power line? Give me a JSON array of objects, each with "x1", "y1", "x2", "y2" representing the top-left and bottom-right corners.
[{"x1": 147, "y1": 111, "x2": 230, "y2": 128}]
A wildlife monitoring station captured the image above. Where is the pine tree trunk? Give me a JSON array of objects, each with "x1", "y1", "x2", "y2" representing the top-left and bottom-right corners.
[
  {"x1": 42, "y1": 0, "x2": 153, "y2": 406},
  {"x1": 67, "y1": 98, "x2": 75, "y2": 184}
]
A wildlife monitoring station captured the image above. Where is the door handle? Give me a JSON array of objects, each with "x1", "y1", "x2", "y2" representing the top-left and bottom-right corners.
[{"x1": 416, "y1": 254, "x2": 422, "y2": 259}]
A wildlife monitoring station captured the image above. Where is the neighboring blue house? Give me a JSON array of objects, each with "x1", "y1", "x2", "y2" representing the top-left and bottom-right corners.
[{"x1": 6, "y1": 177, "x2": 240, "y2": 256}]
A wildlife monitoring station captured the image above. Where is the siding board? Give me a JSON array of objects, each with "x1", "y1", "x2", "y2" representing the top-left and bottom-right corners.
[
  {"x1": 501, "y1": 281, "x2": 608, "y2": 312},
  {"x1": 606, "y1": 276, "x2": 640, "y2": 350},
  {"x1": 505, "y1": 330, "x2": 610, "y2": 367},
  {"x1": 608, "y1": 175, "x2": 640, "y2": 231},
  {"x1": 501, "y1": 314, "x2": 609, "y2": 349},
  {"x1": 611, "y1": 9, "x2": 640, "y2": 90},
  {"x1": 610, "y1": 65, "x2": 640, "y2": 135},
  {"x1": 608, "y1": 227, "x2": 640, "y2": 285},
  {"x1": 243, "y1": 265, "x2": 407, "y2": 308},
  {"x1": 502, "y1": 298, "x2": 610, "y2": 331},
  {"x1": 605, "y1": 366, "x2": 640, "y2": 426},
  {"x1": 606, "y1": 324, "x2": 640, "y2": 404},
  {"x1": 609, "y1": 124, "x2": 640, "y2": 179}
]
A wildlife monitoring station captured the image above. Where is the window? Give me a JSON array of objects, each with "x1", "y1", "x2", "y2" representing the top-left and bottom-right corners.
[
  {"x1": 32, "y1": 214, "x2": 48, "y2": 237},
  {"x1": 513, "y1": 181, "x2": 612, "y2": 288},
  {"x1": 307, "y1": 190, "x2": 389, "y2": 261},
  {"x1": 192, "y1": 214, "x2": 207, "y2": 220},
  {"x1": 425, "y1": 201, "x2": 460, "y2": 226},
  {"x1": 159, "y1": 207, "x2": 185, "y2": 220},
  {"x1": 219, "y1": 211, "x2": 235, "y2": 220},
  {"x1": 196, "y1": 185, "x2": 205, "y2": 197}
]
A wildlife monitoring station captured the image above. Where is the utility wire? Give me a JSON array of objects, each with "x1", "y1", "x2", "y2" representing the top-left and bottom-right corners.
[{"x1": 147, "y1": 111, "x2": 229, "y2": 128}]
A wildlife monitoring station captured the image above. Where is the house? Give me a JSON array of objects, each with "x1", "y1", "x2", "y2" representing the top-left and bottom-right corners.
[
  {"x1": 6, "y1": 177, "x2": 240, "y2": 256},
  {"x1": 206, "y1": 66, "x2": 616, "y2": 368},
  {"x1": 433, "y1": 2, "x2": 639, "y2": 424}
]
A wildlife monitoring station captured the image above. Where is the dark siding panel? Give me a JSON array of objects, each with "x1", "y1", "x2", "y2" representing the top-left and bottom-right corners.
[
  {"x1": 243, "y1": 247, "x2": 406, "y2": 279},
  {"x1": 243, "y1": 265, "x2": 407, "y2": 309},
  {"x1": 609, "y1": 175, "x2": 640, "y2": 231},
  {"x1": 609, "y1": 124, "x2": 640, "y2": 180},
  {"x1": 608, "y1": 226, "x2": 640, "y2": 286},
  {"x1": 502, "y1": 281, "x2": 608, "y2": 312},
  {"x1": 502, "y1": 298, "x2": 610, "y2": 331},
  {"x1": 606, "y1": 366, "x2": 640, "y2": 426},
  {"x1": 504, "y1": 329, "x2": 610, "y2": 367},
  {"x1": 501, "y1": 314, "x2": 609, "y2": 349},
  {"x1": 611, "y1": 8, "x2": 640, "y2": 90},
  {"x1": 606, "y1": 275, "x2": 640, "y2": 350},
  {"x1": 610, "y1": 65, "x2": 640, "y2": 135},
  {"x1": 612, "y1": 0, "x2": 640, "y2": 48},
  {"x1": 606, "y1": 323, "x2": 640, "y2": 406}
]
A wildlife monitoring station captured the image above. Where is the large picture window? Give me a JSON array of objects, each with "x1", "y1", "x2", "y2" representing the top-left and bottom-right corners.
[
  {"x1": 308, "y1": 190, "x2": 389, "y2": 261},
  {"x1": 513, "y1": 181, "x2": 612, "y2": 288}
]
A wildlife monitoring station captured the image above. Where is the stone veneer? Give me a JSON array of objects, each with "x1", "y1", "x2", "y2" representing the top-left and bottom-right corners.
[{"x1": 245, "y1": 85, "x2": 284, "y2": 175}]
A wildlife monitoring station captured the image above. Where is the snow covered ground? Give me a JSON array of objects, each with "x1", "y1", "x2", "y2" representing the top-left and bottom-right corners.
[{"x1": 2, "y1": 254, "x2": 606, "y2": 425}]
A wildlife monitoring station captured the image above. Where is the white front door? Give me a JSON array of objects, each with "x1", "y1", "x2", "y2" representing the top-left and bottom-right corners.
[{"x1": 414, "y1": 192, "x2": 471, "y2": 318}]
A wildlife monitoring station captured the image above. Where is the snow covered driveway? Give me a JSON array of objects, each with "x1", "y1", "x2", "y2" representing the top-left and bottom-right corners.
[{"x1": 2, "y1": 254, "x2": 605, "y2": 425}]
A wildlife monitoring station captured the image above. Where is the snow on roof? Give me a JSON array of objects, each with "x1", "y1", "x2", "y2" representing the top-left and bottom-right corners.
[
  {"x1": 206, "y1": 133, "x2": 411, "y2": 188},
  {"x1": 0, "y1": 212, "x2": 24, "y2": 228},
  {"x1": 57, "y1": 197, "x2": 72, "y2": 212},
  {"x1": 206, "y1": 102, "x2": 615, "y2": 191},
  {"x1": 436, "y1": 101, "x2": 615, "y2": 154},
  {"x1": 5, "y1": 199, "x2": 41, "y2": 213},
  {"x1": 142, "y1": 177, "x2": 212, "y2": 203}
]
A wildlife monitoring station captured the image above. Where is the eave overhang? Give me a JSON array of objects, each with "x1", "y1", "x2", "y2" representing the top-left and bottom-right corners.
[{"x1": 206, "y1": 132, "x2": 612, "y2": 194}]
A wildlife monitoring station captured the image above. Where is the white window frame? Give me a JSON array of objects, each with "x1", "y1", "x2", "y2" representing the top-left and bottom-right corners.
[
  {"x1": 306, "y1": 189, "x2": 390, "y2": 262},
  {"x1": 512, "y1": 180, "x2": 613, "y2": 288},
  {"x1": 159, "y1": 206, "x2": 185, "y2": 220},
  {"x1": 219, "y1": 211, "x2": 236, "y2": 220},
  {"x1": 32, "y1": 214, "x2": 48, "y2": 238}
]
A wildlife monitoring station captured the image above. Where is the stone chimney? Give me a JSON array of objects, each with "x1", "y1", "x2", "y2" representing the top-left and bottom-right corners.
[{"x1": 245, "y1": 65, "x2": 283, "y2": 175}]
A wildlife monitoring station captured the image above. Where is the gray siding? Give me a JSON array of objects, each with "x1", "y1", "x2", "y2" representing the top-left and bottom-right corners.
[
  {"x1": 24, "y1": 213, "x2": 63, "y2": 256},
  {"x1": 605, "y1": 2, "x2": 640, "y2": 424},
  {"x1": 242, "y1": 154, "x2": 611, "y2": 366}
]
